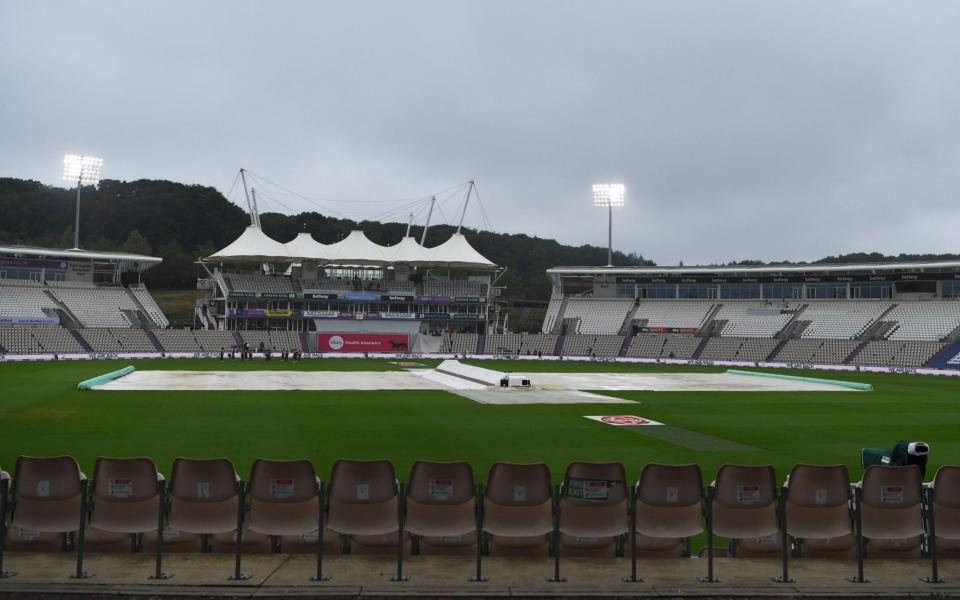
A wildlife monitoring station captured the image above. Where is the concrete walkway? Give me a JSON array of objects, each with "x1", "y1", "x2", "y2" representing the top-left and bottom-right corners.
[{"x1": 1, "y1": 552, "x2": 959, "y2": 598}]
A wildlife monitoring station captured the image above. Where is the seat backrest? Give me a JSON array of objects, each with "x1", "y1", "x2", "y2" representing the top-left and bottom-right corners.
[
  {"x1": 248, "y1": 459, "x2": 317, "y2": 502},
  {"x1": 170, "y1": 458, "x2": 238, "y2": 502},
  {"x1": 714, "y1": 465, "x2": 776, "y2": 508},
  {"x1": 408, "y1": 460, "x2": 474, "y2": 504},
  {"x1": 14, "y1": 456, "x2": 83, "y2": 501},
  {"x1": 933, "y1": 466, "x2": 960, "y2": 509},
  {"x1": 92, "y1": 457, "x2": 159, "y2": 502},
  {"x1": 485, "y1": 462, "x2": 551, "y2": 505},
  {"x1": 563, "y1": 461, "x2": 626, "y2": 505},
  {"x1": 329, "y1": 459, "x2": 396, "y2": 504},
  {"x1": 861, "y1": 465, "x2": 921, "y2": 508},
  {"x1": 786, "y1": 464, "x2": 850, "y2": 508},
  {"x1": 637, "y1": 463, "x2": 703, "y2": 507}
]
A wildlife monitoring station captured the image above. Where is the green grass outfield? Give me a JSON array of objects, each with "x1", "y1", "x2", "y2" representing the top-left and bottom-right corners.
[{"x1": 2, "y1": 357, "x2": 959, "y2": 484}]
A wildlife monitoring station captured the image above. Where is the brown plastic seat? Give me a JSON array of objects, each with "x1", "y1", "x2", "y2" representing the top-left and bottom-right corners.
[
  {"x1": 849, "y1": 465, "x2": 924, "y2": 582},
  {"x1": 9, "y1": 456, "x2": 84, "y2": 535},
  {"x1": 559, "y1": 462, "x2": 628, "y2": 554},
  {"x1": 634, "y1": 464, "x2": 703, "y2": 554},
  {"x1": 405, "y1": 461, "x2": 476, "y2": 553},
  {"x1": 168, "y1": 458, "x2": 240, "y2": 535},
  {"x1": 247, "y1": 459, "x2": 319, "y2": 537},
  {"x1": 88, "y1": 457, "x2": 162, "y2": 535},
  {"x1": 483, "y1": 462, "x2": 552, "y2": 554},
  {"x1": 211, "y1": 516, "x2": 270, "y2": 553},
  {"x1": 327, "y1": 460, "x2": 399, "y2": 544},
  {"x1": 778, "y1": 464, "x2": 854, "y2": 581},
  {"x1": 931, "y1": 466, "x2": 960, "y2": 551},
  {"x1": 703, "y1": 465, "x2": 778, "y2": 582}
]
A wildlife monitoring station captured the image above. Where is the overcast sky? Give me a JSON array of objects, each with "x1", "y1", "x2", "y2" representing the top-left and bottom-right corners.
[{"x1": 2, "y1": 1, "x2": 959, "y2": 265}]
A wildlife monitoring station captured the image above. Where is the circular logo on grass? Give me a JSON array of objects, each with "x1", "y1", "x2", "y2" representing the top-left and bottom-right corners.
[
  {"x1": 600, "y1": 415, "x2": 650, "y2": 426},
  {"x1": 328, "y1": 335, "x2": 345, "y2": 350}
]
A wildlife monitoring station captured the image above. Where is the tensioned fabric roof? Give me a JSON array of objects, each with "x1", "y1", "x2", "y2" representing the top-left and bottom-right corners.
[{"x1": 208, "y1": 227, "x2": 496, "y2": 269}]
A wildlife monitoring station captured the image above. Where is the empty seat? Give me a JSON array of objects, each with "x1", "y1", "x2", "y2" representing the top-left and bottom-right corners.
[
  {"x1": 327, "y1": 459, "x2": 405, "y2": 580},
  {"x1": 552, "y1": 462, "x2": 629, "y2": 582},
  {"x1": 165, "y1": 458, "x2": 244, "y2": 578},
  {"x1": 778, "y1": 464, "x2": 853, "y2": 582},
  {"x1": 405, "y1": 461, "x2": 477, "y2": 554},
  {"x1": 850, "y1": 465, "x2": 924, "y2": 583},
  {"x1": 482, "y1": 463, "x2": 553, "y2": 555},
  {"x1": 633, "y1": 463, "x2": 704, "y2": 555},
  {"x1": 85, "y1": 457, "x2": 166, "y2": 579},
  {"x1": 929, "y1": 465, "x2": 960, "y2": 582},
  {"x1": 246, "y1": 459, "x2": 326, "y2": 580},
  {"x1": 4, "y1": 457, "x2": 86, "y2": 573},
  {"x1": 704, "y1": 465, "x2": 778, "y2": 582}
]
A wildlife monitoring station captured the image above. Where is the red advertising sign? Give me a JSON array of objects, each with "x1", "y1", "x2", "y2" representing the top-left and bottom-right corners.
[{"x1": 317, "y1": 333, "x2": 409, "y2": 353}]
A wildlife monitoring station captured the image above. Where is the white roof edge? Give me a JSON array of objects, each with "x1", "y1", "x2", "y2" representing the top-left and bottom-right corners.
[
  {"x1": 547, "y1": 260, "x2": 960, "y2": 276},
  {"x1": 0, "y1": 244, "x2": 162, "y2": 265}
]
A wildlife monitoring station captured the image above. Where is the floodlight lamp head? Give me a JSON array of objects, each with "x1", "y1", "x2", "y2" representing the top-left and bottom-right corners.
[
  {"x1": 63, "y1": 154, "x2": 103, "y2": 185},
  {"x1": 592, "y1": 183, "x2": 625, "y2": 207}
]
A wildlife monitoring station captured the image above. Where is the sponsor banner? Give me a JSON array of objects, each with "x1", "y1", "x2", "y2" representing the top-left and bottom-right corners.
[
  {"x1": 352, "y1": 312, "x2": 382, "y2": 320},
  {"x1": 584, "y1": 415, "x2": 664, "y2": 426},
  {"x1": 453, "y1": 296, "x2": 483, "y2": 303},
  {"x1": 343, "y1": 292, "x2": 378, "y2": 301},
  {"x1": 317, "y1": 333, "x2": 410, "y2": 353},
  {"x1": 305, "y1": 293, "x2": 338, "y2": 300},
  {"x1": 381, "y1": 294, "x2": 414, "y2": 302},
  {"x1": 242, "y1": 309, "x2": 266, "y2": 317},
  {"x1": 451, "y1": 313, "x2": 484, "y2": 321},
  {"x1": 229, "y1": 291, "x2": 254, "y2": 298},
  {"x1": 418, "y1": 312, "x2": 451, "y2": 320},
  {"x1": 302, "y1": 310, "x2": 340, "y2": 318},
  {"x1": 0, "y1": 257, "x2": 68, "y2": 270},
  {"x1": 636, "y1": 325, "x2": 699, "y2": 334},
  {"x1": 615, "y1": 272, "x2": 960, "y2": 284},
  {"x1": 416, "y1": 295, "x2": 451, "y2": 303},
  {"x1": 264, "y1": 309, "x2": 293, "y2": 318},
  {"x1": 0, "y1": 316, "x2": 60, "y2": 325},
  {"x1": 382, "y1": 312, "x2": 417, "y2": 320}
]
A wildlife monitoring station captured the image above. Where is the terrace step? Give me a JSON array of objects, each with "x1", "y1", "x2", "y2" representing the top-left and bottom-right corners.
[
  {"x1": 70, "y1": 329, "x2": 93, "y2": 352},
  {"x1": 618, "y1": 335, "x2": 632, "y2": 357},
  {"x1": 143, "y1": 329, "x2": 164, "y2": 352},
  {"x1": 843, "y1": 341, "x2": 868, "y2": 364}
]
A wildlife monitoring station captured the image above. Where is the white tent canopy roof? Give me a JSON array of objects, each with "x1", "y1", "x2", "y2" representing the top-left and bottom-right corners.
[
  {"x1": 284, "y1": 232, "x2": 330, "y2": 261},
  {"x1": 427, "y1": 233, "x2": 496, "y2": 268},
  {"x1": 208, "y1": 225, "x2": 291, "y2": 262},
  {"x1": 209, "y1": 228, "x2": 496, "y2": 269}
]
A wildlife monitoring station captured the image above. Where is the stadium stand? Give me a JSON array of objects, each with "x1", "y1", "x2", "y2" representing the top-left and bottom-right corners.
[
  {"x1": 631, "y1": 301, "x2": 715, "y2": 330},
  {"x1": 129, "y1": 284, "x2": 169, "y2": 328},
  {"x1": 798, "y1": 301, "x2": 892, "y2": 339},
  {"x1": 520, "y1": 333, "x2": 558, "y2": 356},
  {"x1": 851, "y1": 340, "x2": 947, "y2": 368},
  {"x1": 0, "y1": 280, "x2": 61, "y2": 321},
  {"x1": 79, "y1": 328, "x2": 156, "y2": 352},
  {"x1": 30, "y1": 327, "x2": 86, "y2": 353},
  {"x1": 226, "y1": 273, "x2": 295, "y2": 296},
  {"x1": 193, "y1": 330, "x2": 239, "y2": 352},
  {"x1": 300, "y1": 278, "x2": 355, "y2": 292},
  {"x1": 561, "y1": 298, "x2": 634, "y2": 334},
  {"x1": 772, "y1": 339, "x2": 859, "y2": 365},
  {"x1": 885, "y1": 300, "x2": 960, "y2": 341},
  {"x1": 485, "y1": 333, "x2": 524, "y2": 354},
  {"x1": 541, "y1": 296, "x2": 563, "y2": 334},
  {"x1": 238, "y1": 330, "x2": 302, "y2": 351},
  {"x1": 713, "y1": 302, "x2": 798, "y2": 337},
  {"x1": 698, "y1": 337, "x2": 780, "y2": 362},
  {"x1": 625, "y1": 333, "x2": 700, "y2": 359},
  {"x1": 441, "y1": 332, "x2": 478, "y2": 354},
  {"x1": 0, "y1": 327, "x2": 45, "y2": 354},
  {"x1": 47, "y1": 282, "x2": 142, "y2": 328},
  {"x1": 561, "y1": 334, "x2": 624, "y2": 357},
  {"x1": 153, "y1": 329, "x2": 204, "y2": 353},
  {"x1": 422, "y1": 280, "x2": 482, "y2": 297}
]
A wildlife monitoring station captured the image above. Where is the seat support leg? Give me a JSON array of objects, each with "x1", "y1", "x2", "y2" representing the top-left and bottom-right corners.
[{"x1": 228, "y1": 480, "x2": 250, "y2": 581}]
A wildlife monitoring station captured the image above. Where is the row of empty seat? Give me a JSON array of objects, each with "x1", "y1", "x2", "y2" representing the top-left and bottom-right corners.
[{"x1": 2, "y1": 458, "x2": 956, "y2": 584}]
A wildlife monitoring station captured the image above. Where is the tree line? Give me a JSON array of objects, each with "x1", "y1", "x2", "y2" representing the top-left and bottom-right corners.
[{"x1": 0, "y1": 177, "x2": 650, "y2": 298}]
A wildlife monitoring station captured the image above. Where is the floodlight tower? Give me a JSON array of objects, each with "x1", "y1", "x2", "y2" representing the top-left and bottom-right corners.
[
  {"x1": 63, "y1": 154, "x2": 103, "y2": 249},
  {"x1": 593, "y1": 183, "x2": 624, "y2": 267}
]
